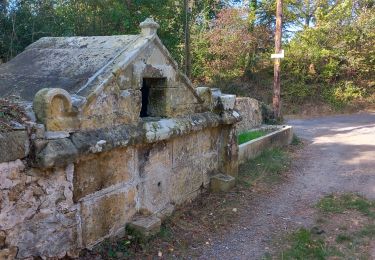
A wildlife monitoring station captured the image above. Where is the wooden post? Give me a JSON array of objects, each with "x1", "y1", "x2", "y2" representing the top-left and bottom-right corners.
[
  {"x1": 183, "y1": 0, "x2": 191, "y2": 78},
  {"x1": 273, "y1": 0, "x2": 283, "y2": 120}
]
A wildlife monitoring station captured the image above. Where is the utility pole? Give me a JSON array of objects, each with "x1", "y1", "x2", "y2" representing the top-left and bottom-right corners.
[
  {"x1": 183, "y1": 0, "x2": 191, "y2": 78},
  {"x1": 273, "y1": 0, "x2": 283, "y2": 121}
]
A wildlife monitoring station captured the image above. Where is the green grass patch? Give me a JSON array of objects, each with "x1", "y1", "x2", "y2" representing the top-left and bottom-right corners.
[
  {"x1": 159, "y1": 223, "x2": 173, "y2": 240},
  {"x1": 336, "y1": 233, "x2": 353, "y2": 243},
  {"x1": 357, "y1": 224, "x2": 375, "y2": 238},
  {"x1": 279, "y1": 228, "x2": 334, "y2": 259},
  {"x1": 271, "y1": 194, "x2": 375, "y2": 259},
  {"x1": 291, "y1": 134, "x2": 301, "y2": 146},
  {"x1": 238, "y1": 148, "x2": 290, "y2": 187},
  {"x1": 237, "y1": 130, "x2": 267, "y2": 145},
  {"x1": 316, "y1": 193, "x2": 375, "y2": 218}
]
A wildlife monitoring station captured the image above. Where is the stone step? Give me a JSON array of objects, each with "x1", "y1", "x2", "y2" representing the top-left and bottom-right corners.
[
  {"x1": 126, "y1": 215, "x2": 161, "y2": 240},
  {"x1": 210, "y1": 173, "x2": 236, "y2": 192}
]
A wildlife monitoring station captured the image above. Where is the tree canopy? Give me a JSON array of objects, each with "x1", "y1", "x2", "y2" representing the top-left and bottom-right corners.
[{"x1": 1, "y1": 0, "x2": 374, "y2": 111}]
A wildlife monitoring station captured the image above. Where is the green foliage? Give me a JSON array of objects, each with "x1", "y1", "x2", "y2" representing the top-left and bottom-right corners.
[
  {"x1": 273, "y1": 193, "x2": 375, "y2": 259},
  {"x1": 332, "y1": 82, "x2": 365, "y2": 103},
  {"x1": 1, "y1": 0, "x2": 374, "y2": 112},
  {"x1": 260, "y1": 102, "x2": 276, "y2": 124},
  {"x1": 322, "y1": 81, "x2": 367, "y2": 109},
  {"x1": 239, "y1": 148, "x2": 290, "y2": 187},
  {"x1": 358, "y1": 224, "x2": 375, "y2": 238},
  {"x1": 335, "y1": 233, "x2": 352, "y2": 243},
  {"x1": 316, "y1": 193, "x2": 375, "y2": 218},
  {"x1": 282, "y1": 81, "x2": 314, "y2": 105},
  {"x1": 159, "y1": 223, "x2": 173, "y2": 240},
  {"x1": 191, "y1": 7, "x2": 273, "y2": 83},
  {"x1": 291, "y1": 134, "x2": 301, "y2": 146},
  {"x1": 237, "y1": 130, "x2": 267, "y2": 145},
  {"x1": 95, "y1": 237, "x2": 134, "y2": 258},
  {"x1": 282, "y1": 0, "x2": 375, "y2": 109},
  {"x1": 280, "y1": 228, "x2": 329, "y2": 259},
  {"x1": 0, "y1": 0, "x2": 232, "y2": 65}
]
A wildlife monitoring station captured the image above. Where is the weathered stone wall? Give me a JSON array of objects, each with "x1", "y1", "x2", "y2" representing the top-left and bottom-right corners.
[
  {"x1": 0, "y1": 114, "x2": 239, "y2": 258},
  {"x1": 235, "y1": 97, "x2": 262, "y2": 133},
  {"x1": 0, "y1": 160, "x2": 78, "y2": 259},
  {"x1": 0, "y1": 130, "x2": 29, "y2": 163},
  {"x1": 0, "y1": 19, "x2": 241, "y2": 259}
]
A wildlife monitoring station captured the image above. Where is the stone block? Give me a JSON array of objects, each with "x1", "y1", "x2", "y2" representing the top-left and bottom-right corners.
[
  {"x1": 7, "y1": 211, "x2": 79, "y2": 259},
  {"x1": 167, "y1": 103, "x2": 197, "y2": 117},
  {"x1": 34, "y1": 124, "x2": 45, "y2": 139},
  {"x1": 172, "y1": 132, "x2": 200, "y2": 167},
  {"x1": 0, "y1": 159, "x2": 26, "y2": 189},
  {"x1": 196, "y1": 87, "x2": 213, "y2": 110},
  {"x1": 210, "y1": 174, "x2": 235, "y2": 192},
  {"x1": 155, "y1": 203, "x2": 175, "y2": 220},
  {"x1": 116, "y1": 89, "x2": 141, "y2": 124},
  {"x1": 198, "y1": 153, "x2": 219, "y2": 187},
  {"x1": 36, "y1": 138, "x2": 78, "y2": 168},
  {"x1": 74, "y1": 148, "x2": 135, "y2": 201},
  {"x1": 138, "y1": 174, "x2": 172, "y2": 214},
  {"x1": 80, "y1": 188, "x2": 136, "y2": 247},
  {"x1": 0, "y1": 131, "x2": 29, "y2": 163},
  {"x1": 115, "y1": 65, "x2": 134, "y2": 89},
  {"x1": 148, "y1": 87, "x2": 167, "y2": 117},
  {"x1": 80, "y1": 85, "x2": 141, "y2": 129},
  {"x1": 166, "y1": 87, "x2": 198, "y2": 117},
  {"x1": 235, "y1": 97, "x2": 262, "y2": 133},
  {"x1": 0, "y1": 247, "x2": 17, "y2": 260},
  {"x1": 0, "y1": 230, "x2": 6, "y2": 248},
  {"x1": 218, "y1": 126, "x2": 239, "y2": 178},
  {"x1": 220, "y1": 94, "x2": 236, "y2": 110},
  {"x1": 45, "y1": 131, "x2": 70, "y2": 139},
  {"x1": 167, "y1": 87, "x2": 197, "y2": 107},
  {"x1": 137, "y1": 142, "x2": 172, "y2": 213},
  {"x1": 195, "y1": 128, "x2": 219, "y2": 154},
  {"x1": 172, "y1": 128, "x2": 219, "y2": 168},
  {"x1": 138, "y1": 142, "x2": 171, "y2": 178},
  {"x1": 33, "y1": 88, "x2": 79, "y2": 131},
  {"x1": 171, "y1": 165, "x2": 204, "y2": 204},
  {"x1": 126, "y1": 215, "x2": 161, "y2": 240}
]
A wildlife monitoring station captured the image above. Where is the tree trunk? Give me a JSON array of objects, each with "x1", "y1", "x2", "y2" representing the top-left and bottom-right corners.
[
  {"x1": 183, "y1": 0, "x2": 191, "y2": 77},
  {"x1": 304, "y1": 0, "x2": 311, "y2": 27},
  {"x1": 273, "y1": 0, "x2": 283, "y2": 120},
  {"x1": 249, "y1": 0, "x2": 257, "y2": 29}
]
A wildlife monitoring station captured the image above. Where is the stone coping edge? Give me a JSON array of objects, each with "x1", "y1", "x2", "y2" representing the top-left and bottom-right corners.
[
  {"x1": 35, "y1": 111, "x2": 241, "y2": 168},
  {"x1": 238, "y1": 125, "x2": 293, "y2": 164}
]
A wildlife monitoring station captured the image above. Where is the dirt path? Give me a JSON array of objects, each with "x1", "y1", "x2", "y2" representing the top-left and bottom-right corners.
[{"x1": 190, "y1": 112, "x2": 375, "y2": 259}]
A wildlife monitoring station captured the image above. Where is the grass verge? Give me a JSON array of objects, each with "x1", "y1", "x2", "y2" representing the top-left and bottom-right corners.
[
  {"x1": 316, "y1": 193, "x2": 375, "y2": 218},
  {"x1": 271, "y1": 193, "x2": 375, "y2": 259},
  {"x1": 238, "y1": 148, "x2": 290, "y2": 187}
]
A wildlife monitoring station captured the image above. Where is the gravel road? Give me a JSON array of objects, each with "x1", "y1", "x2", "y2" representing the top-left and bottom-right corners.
[{"x1": 191, "y1": 112, "x2": 375, "y2": 260}]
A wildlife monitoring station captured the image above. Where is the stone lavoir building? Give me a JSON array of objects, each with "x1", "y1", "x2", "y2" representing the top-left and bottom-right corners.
[{"x1": 0, "y1": 18, "x2": 241, "y2": 258}]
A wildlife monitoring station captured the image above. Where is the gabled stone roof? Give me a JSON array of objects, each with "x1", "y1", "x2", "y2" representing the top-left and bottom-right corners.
[{"x1": 0, "y1": 35, "x2": 144, "y2": 100}]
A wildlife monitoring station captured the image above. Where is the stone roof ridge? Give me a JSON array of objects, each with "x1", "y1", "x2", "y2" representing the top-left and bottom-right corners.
[
  {"x1": 74, "y1": 34, "x2": 146, "y2": 95},
  {"x1": 75, "y1": 17, "x2": 163, "y2": 97},
  {"x1": 24, "y1": 35, "x2": 138, "y2": 51}
]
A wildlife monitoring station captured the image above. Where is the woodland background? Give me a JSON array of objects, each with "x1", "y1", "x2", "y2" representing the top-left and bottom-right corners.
[{"x1": 1, "y1": 0, "x2": 374, "y2": 113}]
